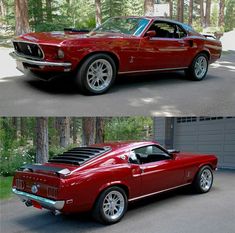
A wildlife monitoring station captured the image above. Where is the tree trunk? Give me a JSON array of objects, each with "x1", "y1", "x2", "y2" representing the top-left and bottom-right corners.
[
  {"x1": 218, "y1": 0, "x2": 225, "y2": 27},
  {"x1": 95, "y1": 117, "x2": 105, "y2": 144},
  {"x1": 12, "y1": 117, "x2": 20, "y2": 139},
  {"x1": 82, "y1": 117, "x2": 96, "y2": 146},
  {"x1": 200, "y1": 0, "x2": 205, "y2": 27},
  {"x1": 177, "y1": 0, "x2": 184, "y2": 23},
  {"x1": 95, "y1": 0, "x2": 102, "y2": 27},
  {"x1": 168, "y1": 0, "x2": 173, "y2": 19},
  {"x1": 20, "y1": 117, "x2": 27, "y2": 139},
  {"x1": 36, "y1": 117, "x2": 48, "y2": 164},
  {"x1": 188, "y1": 0, "x2": 193, "y2": 25},
  {"x1": 58, "y1": 117, "x2": 70, "y2": 148},
  {"x1": 15, "y1": 0, "x2": 30, "y2": 35},
  {"x1": 72, "y1": 117, "x2": 78, "y2": 144},
  {"x1": 205, "y1": 0, "x2": 211, "y2": 27},
  {"x1": 46, "y1": 0, "x2": 52, "y2": 21},
  {"x1": 144, "y1": 0, "x2": 154, "y2": 16},
  {"x1": 0, "y1": 0, "x2": 6, "y2": 18}
]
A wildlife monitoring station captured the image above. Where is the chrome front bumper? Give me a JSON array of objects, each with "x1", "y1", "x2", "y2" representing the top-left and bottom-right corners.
[
  {"x1": 12, "y1": 188, "x2": 65, "y2": 210},
  {"x1": 9, "y1": 52, "x2": 72, "y2": 71}
]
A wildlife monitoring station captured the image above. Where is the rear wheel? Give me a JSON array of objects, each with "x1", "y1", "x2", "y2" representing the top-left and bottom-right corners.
[
  {"x1": 193, "y1": 165, "x2": 213, "y2": 193},
  {"x1": 92, "y1": 186, "x2": 127, "y2": 224},
  {"x1": 186, "y1": 53, "x2": 209, "y2": 81},
  {"x1": 75, "y1": 54, "x2": 117, "y2": 95}
]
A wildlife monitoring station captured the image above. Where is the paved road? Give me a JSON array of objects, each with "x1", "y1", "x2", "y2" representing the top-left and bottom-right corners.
[
  {"x1": 0, "y1": 48, "x2": 235, "y2": 116},
  {"x1": 1, "y1": 171, "x2": 235, "y2": 233}
]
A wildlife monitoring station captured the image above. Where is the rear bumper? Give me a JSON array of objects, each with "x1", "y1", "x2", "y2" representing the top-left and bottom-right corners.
[
  {"x1": 9, "y1": 52, "x2": 72, "y2": 72},
  {"x1": 12, "y1": 188, "x2": 65, "y2": 210}
]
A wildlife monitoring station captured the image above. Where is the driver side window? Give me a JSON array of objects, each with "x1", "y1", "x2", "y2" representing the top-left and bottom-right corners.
[{"x1": 129, "y1": 145, "x2": 171, "y2": 164}]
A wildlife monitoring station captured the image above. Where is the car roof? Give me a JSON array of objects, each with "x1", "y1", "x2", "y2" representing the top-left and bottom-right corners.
[
  {"x1": 92, "y1": 141, "x2": 159, "y2": 152},
  {"x1": 113, "y1": 16, "x2": 191, "y2": 30}
]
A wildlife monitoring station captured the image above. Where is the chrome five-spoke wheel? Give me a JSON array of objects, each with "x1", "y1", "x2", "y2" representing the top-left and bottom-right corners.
[
  {"x1": 76, "y1": 54, "x2": 116, "y2": 95},
  {"x1": 102, "y1": 190, "x2": 125, "y2": 221},
  {"x1": 87, "y1": 59, "x2": 113, "y2": 92},
  {"x1": 92, "y1": 186, "x2": 127, "y2": 224},
  {"x1": 200, "y1": 168, "x2": 213, "y2": 192},
  {"x1": 186, "y1": 53, "x2": 209, "y2": 81},
  {"x1": 194, "y1": 165, "x2": 214, "y2": 193},
  {"x1": 194, "y1": 56, "x2": 208, "y2": 79}
]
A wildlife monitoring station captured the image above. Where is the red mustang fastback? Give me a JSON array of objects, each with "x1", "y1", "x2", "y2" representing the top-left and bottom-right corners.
[
  {"x1": 10, "y1": 17, "x2": 222, "y2": 95},
  {"x1": 12, "y1": 141, "x2": 217, "y2": 224}
]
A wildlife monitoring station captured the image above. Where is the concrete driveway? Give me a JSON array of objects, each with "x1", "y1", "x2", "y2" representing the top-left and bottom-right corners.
[
  {"x1": 1, "y1": 170, "x2": 234, "y2": 233},
  {"x1": 0, "y1": 47, "x2": 235, "y2": 116}
]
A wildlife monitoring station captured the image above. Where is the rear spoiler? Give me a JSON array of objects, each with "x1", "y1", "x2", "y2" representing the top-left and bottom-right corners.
[
  {"x1": 203, "y1": 34, "x2": 216, "y2": 40},
  {"x1": 19, "y1": 164, "x2": 71, "y2": 176}
]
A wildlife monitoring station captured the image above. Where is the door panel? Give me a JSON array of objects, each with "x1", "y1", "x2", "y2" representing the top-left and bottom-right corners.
[
  {"x1": 140, "y1": 159, "x2": 185, "y2": 196},
  {"x1": 139, "y1": 38, "x2": 190, "y2": 70}
]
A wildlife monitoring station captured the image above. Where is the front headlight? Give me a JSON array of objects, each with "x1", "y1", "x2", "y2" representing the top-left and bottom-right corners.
[{"x1": 57, "y1": 49, "x2": 65, "y2": 59}]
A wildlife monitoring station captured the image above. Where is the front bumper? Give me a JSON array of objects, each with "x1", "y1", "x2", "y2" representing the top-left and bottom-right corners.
[
  {"x1": 12, "y1": 188, "x2": 65, "y2": 210},
  {"x1": 9, "y1": 52, "x2": 72, "y2": 72}
]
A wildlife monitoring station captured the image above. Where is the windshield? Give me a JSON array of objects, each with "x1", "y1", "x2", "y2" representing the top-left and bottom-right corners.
[{"x1": 93, "y1": 17, "x2": 150, "y2": 36}]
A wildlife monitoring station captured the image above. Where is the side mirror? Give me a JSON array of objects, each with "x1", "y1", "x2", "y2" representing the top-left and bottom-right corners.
[
  {"x1": 145, "y1": 30, "x2": 156, "y2": 38},
  {"x1": 167, "y1": 149, "x2": 180, "y2": 154}
]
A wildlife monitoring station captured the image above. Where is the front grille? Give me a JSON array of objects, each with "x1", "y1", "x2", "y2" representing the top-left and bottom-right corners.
[
  {"x1": 13, "y1": 41, "x2": 44, "y2": 59},
  {"x1": 16, "y1": 179, "x2": 25, "y2": 190},
  {"x1": 47, "y1": 186, "x2": 58, "y2": 199}
]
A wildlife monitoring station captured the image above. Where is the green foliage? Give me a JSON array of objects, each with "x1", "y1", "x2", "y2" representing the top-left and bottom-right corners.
[
  {"x1": 225, "y1": 0, "x2": 235, "y2": 32},
  {"x1": 0, "y1": 176, "x2": 13, "y2": 199},
  {"x1": 105, "y1": 117, "x2": 153, "y2": 141}
]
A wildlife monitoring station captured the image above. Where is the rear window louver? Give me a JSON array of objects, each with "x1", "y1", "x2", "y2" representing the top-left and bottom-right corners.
[{"x1": 48, "y1": 146, "x2": 111, "y2": 166}]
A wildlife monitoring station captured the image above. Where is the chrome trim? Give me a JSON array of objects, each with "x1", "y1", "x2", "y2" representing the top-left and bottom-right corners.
[
  {"x1": 119, "y1": 67, "x2": 188, "y2": 75},
  {"x1": 12, "y1": 188, "x2": 65, "y2": 210},
  {"x1": 12, "y1": 40, "x2": 45, "y2": 60},
  {"x1": 128, "y1": 183, "x2": 191, "y2": 202},
  {"x1": 10, "y1": 52, "x2": 72, "y2": 69}
]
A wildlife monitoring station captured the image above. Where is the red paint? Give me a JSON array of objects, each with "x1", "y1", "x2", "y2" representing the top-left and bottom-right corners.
[
  {"x1": 12, "y1": 17, "x2": 222, "y2": 74},
  {"x1": 12, "y1": 141, "x2": 218, "y2": 214}
]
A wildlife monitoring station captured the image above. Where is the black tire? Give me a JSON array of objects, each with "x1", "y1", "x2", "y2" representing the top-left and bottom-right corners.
[
  {"x1": 185, "y1": 53, "x2": 209, "y2": 81},
  {"x1": 193, "y1": 165, "x2": 213, "y2": 194},
  {"x1": 92, "y1": 186, "x2": 128, "y2": 225},
  {"x1": 75, "y1": 54, "x2": 117, "y2": 95}
]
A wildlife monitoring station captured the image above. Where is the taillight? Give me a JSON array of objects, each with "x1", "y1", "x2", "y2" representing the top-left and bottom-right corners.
[
  {"x1": 47, "y1": 187, "x2": 58, "y2": 199},
  {"x1": 15, "y1": 179, "x2": 25, "y2": 190}
]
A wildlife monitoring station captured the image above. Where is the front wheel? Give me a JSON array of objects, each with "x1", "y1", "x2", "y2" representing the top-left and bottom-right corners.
[
  {"x1": 92, "y1": 186, "x2": 128, "y2": 224},
  {"x1": 75, "y1": 54, "x2": 117, "y2": 95},
  {"x1": 193, "y1": 165, "x2": 213, "y2": 193},
  {"x1": 186, "y1": 53, "x2": 209, "y2": 81}
]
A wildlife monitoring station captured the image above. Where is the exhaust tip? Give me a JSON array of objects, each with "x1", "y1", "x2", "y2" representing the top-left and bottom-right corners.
[{"x1": 52, "y1": 210, "x2": 61, "y2": 216}]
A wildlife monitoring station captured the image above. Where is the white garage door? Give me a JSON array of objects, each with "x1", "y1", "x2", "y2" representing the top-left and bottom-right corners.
[{"x1": 173, "y1": 117, "x2": 235, "y2": 169}]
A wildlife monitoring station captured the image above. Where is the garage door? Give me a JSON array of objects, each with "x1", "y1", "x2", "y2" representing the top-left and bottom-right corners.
[{"x1": 173, "y1": 117, "x2": 235, "y2": 169}]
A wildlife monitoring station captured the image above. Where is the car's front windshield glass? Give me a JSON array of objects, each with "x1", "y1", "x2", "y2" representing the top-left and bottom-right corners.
[{"x1": 93, "y1": 17, "x2": 150, "y2": 36}]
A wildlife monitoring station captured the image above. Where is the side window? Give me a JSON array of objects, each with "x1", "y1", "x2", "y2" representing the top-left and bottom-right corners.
[
  {"x1": 147, "y1": 21, "x2": 187, "y2": 39},
  {"x1": 132, "y1": 145, "x2": 170, "y2": 164},
  {"x1": 175, "y1": 25, "x2": 187, "y2": 38}
]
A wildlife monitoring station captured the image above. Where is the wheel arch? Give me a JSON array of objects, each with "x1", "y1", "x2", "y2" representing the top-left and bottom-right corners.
[
  {"x1": 92, "y1": 182, "x2": 130, "y2": 208},
  {"x1": 76, "y1": 51, "x2": 120, "y2": 72}
]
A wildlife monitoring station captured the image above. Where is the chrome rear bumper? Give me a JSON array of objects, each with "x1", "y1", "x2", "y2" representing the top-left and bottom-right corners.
[
  {"x1": 12, "y1": 188, "x2": 65, "y2": 210},
  {"x1": 9, "y1": 52, "x2": 72, "y2": 71}
]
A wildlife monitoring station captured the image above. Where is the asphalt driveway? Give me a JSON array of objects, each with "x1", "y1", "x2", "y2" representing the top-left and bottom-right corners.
[
  {"x1": 0, "y1": 170, "x2": 234, "y2": 233},
  {"x1": 0, "y1": 48, "x2": 235, "y2": 116}
]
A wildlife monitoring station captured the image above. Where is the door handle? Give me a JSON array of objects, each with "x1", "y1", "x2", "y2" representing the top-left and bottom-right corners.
[{"x1": 178, "y1": 40, "x2": 185, "y2": 47}]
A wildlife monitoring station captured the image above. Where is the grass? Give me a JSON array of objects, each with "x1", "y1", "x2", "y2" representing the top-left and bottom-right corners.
[{"x1": 0, "y1": 176, "x2": 13, "y2": 200}]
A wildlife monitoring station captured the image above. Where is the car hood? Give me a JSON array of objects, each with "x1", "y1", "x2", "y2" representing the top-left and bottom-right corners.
[
  {"x1": 15, "y1": 31, "x2": 130, "y2": 46},
  {"x1": 174, "y1": 152, "x2": 216, "y2": 160}
]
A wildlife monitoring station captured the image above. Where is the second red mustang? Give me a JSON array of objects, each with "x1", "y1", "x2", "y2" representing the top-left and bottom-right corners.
[
  {"x1": 10, "y1": 17, "x2": 222, "y2": 94},
  {"x1": 12, "y1": 141, "x2": 217, "y2": 224}
]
